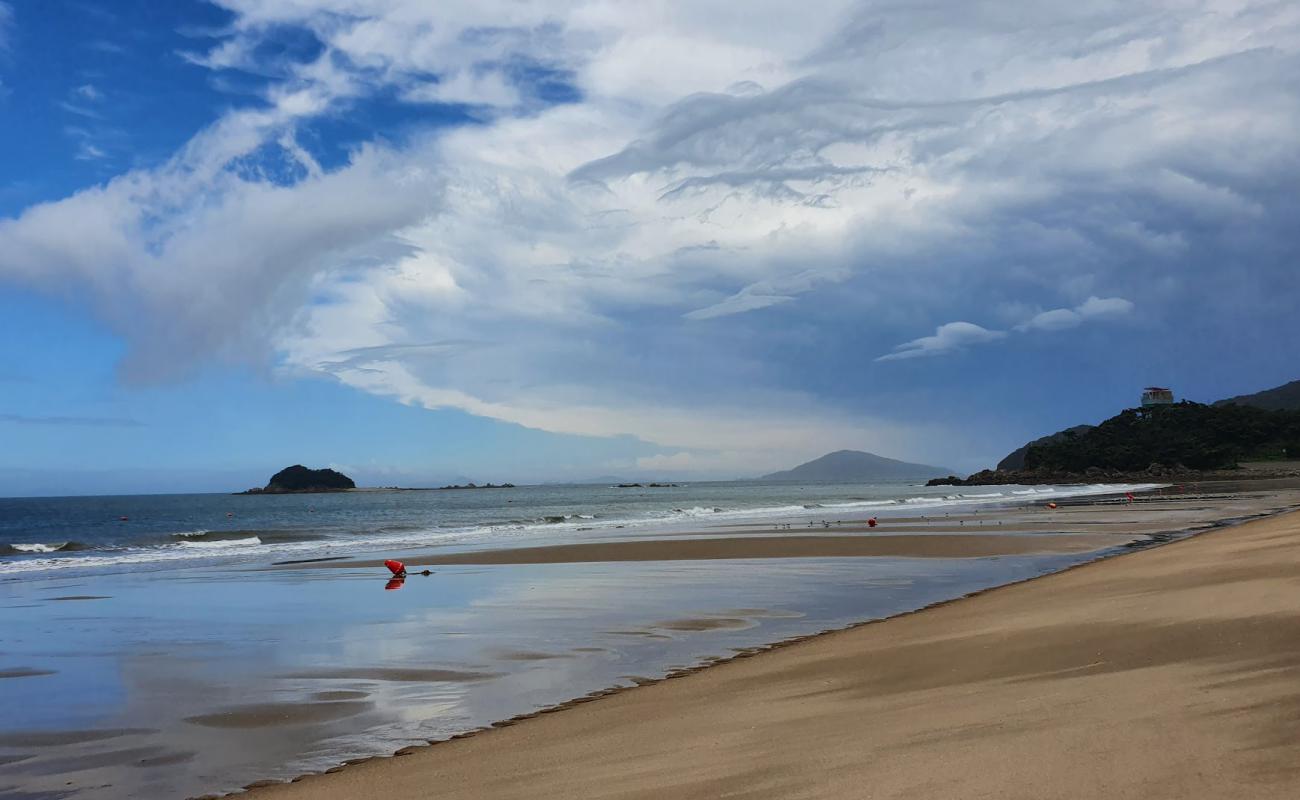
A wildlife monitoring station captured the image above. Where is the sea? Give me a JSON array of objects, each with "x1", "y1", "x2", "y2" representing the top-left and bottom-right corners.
[
  {"x1": 0, "y1": 480, "x2": 1135, "y2": 578},
  {"x1": 1, "y1": 478, "x2": 1170, "y2": 798}
]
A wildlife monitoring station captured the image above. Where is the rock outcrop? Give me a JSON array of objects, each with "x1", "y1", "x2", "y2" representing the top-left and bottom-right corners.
[
  {"x1": 996, "y1": 425, "x2": 1096, "y2": 471},
  {"x1": 241, "y1": 465, "x2": 356, "y2": 494}
]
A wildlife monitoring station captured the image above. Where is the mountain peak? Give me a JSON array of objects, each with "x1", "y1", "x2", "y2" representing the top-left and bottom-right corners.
[{"x1": 762, "y1": 450, "x2": 950, "y2": 482}]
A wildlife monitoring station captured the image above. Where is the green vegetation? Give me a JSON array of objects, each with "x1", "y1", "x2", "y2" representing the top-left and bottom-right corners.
[{"x1": 1023, "y1": 402, "x2": 1300, "y2": 473}]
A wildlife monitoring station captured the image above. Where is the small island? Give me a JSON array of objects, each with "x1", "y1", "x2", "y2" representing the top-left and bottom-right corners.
[
  {"x1": 239, "y1": 465, "x2": 356, "y2": 494},
  {"x1": 615, "y1": 482, "x2": 680, "y2": 488},
  {"x1": 436, "y1": 482, "x2": 516, "y2": 490}
]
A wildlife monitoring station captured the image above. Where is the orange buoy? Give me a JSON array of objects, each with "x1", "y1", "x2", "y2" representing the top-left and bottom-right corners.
[{"x1": 384, "y1": 559, "x2": 406, "y2": 577}]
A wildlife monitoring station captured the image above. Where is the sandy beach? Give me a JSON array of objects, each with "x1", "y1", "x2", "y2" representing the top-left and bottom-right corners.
[{"x1": 250, "y1": 503, "x2": 1300, "y2": 800}]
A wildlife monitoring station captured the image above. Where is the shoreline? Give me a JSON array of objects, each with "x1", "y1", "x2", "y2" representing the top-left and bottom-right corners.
[
  {"x1": 1, "y1": 480, "x2": 1165, "y2": 579},
  {"x1": 270, "y1": 531, "x2": 1131, "y2": 568},
  {"x1": 240, "y1": 492, "x2": 1300, "y2": 799}
]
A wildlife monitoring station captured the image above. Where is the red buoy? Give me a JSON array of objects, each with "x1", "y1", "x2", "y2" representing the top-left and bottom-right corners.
[
  {"x1": 1047, "y1": 502, "x2": 1058, "y2": 509},
  {"x1": 866, "y1": 517, "x2": 878, "y2": 528},
  {"x1": 384, "y1": 559, "x2": 406, "y2": 577}
]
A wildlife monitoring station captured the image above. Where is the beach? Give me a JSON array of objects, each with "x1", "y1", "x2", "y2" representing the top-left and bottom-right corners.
[
  {"x1": 251, "y1": 497, "x2": 1300, "y2": 800},
  {"x1": 2, "y1": 481, "x2": 1298, "y2": 799}
]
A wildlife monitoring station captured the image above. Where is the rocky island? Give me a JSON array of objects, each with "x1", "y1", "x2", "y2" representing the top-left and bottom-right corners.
[
  {"x1": 239, "y1": 465, "x2": 356, "y2": 494},
  {"x1": 436, "y1": 482, "x2": 516, "y2": 490}
]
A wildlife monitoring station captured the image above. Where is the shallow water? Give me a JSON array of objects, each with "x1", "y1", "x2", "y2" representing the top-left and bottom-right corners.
[
  {"x1": 0, "y1": 547, "x2": 1100, "y2": 799},
  {"x1": 2, "y1": 479, "x2": 1210, "y2": 799}
]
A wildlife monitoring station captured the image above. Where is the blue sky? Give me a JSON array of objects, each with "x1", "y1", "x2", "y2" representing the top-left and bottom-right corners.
[{"x1": 1, "y1": 0, "x2": 1298, "y2": 495}]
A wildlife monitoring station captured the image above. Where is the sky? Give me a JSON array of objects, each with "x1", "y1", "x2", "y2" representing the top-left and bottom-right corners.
[{"x1": 0, "y1": 0, "x2": 1298, "y2": 495}]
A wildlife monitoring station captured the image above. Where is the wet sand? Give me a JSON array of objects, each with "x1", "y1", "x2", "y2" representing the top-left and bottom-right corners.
[
  {"x1": 251, "y1": 507, "x2": 1300, "y2": 800},
  {"x1": 279, "y1": 532, "x2": 1128, "y2": 568}
]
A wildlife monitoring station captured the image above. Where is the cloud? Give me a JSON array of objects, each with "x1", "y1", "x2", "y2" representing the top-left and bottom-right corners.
[
  {"x1": 0, "y1": 139, "x2": 440, "y2": 380},
  {"x1": 1016, "y1": 296, "x2": 1135, "y2": 332},
  {"x1": 1, "y1": 1, "x2": 1299, "y2": 471},
  {"x1": 73, "y1": 83, "x2": 103, "y2": 101},
  {"x1": 876, "y1": 322, "x2": 1006, "y2": 361},
  {"x1": 63, "y1": 123, "x2": 114, "y2": 162},
  {"x1": 58, "y1": 101, "x2": 104, "y2": 119},
  {"x1": 73, "y1": 142, "x2": 107, "y2": 161},
  {"x1": 0, "y1": 413, "x2": 143, "y2": 427},
  {"x1": 882, "y1": 296, "x2": 1134, "y2": 360},
  {"x1": 402, "y1": 70, "x2": 521, "y2": 108},
  {"x1": 684, "y1": 268, "x2": 848, "y2": 320}
]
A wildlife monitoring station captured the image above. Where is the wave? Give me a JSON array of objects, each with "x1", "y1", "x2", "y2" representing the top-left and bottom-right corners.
[
  {"x1": 176, "y1": 537, "x2": 262, "y2": 549},
  {"x1": 168, "y1": 529, "x2": 320, "y2": 544},
  {"x1": 541, "y1": 513, "x2": 598, "y2": 524},
  {"x1": 1, "y1": 541, "x2": 90, "y2": 555}
]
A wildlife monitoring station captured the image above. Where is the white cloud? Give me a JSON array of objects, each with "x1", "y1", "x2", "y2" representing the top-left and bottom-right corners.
[
  {"x1": 73, "y1": 83, "x2": 103, "y2": 101},
  {"x1": 402, "y1": 70, "x2": 521, "y2": 108},
  {"x1": 876, "y1": 322, "x2": 1006, "y2": 361},
  {"x1": 1, "y1": 1, "x2": 1298, "y2": 471},
  {"x1": 73, "y1": 142, "x2": 106, "y2": 161},
  {"x1": 1077, "y1": 296, "x2": 1136, "y2": 318},
  {"x1": 882, "y1": 296, "x2": 1135, "y2": 360},
  {"x1": 58, "y1": 101, "x2": 103, "y2": 119},
  {"x1": 1017, "y1": 295, "x2": 1135, "y2": 332}
]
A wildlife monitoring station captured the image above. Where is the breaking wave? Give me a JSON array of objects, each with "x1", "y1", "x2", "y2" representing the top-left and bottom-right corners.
[
  {"x1": 1, "y1": 541, "x2": 90, "y2": 555},
  {"x1": 176, "y1": 537, "x2": 262, "y2": 549}
]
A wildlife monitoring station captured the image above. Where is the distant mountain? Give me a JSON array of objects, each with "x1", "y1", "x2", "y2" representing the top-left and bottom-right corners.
[
  {"x1": 761, "y1": 450, "x2": 950, "y2": 482},
  {"x1": 1214, "y1": 379, "x2": 1300, "y2": 412},
  {"x1": 997, "y1": 425, "x2": 1096, "y2": 471}
]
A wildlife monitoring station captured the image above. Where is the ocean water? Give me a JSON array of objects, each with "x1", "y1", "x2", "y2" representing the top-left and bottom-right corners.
[
  {"x1": 0, "y1": 547, "x2": 1109, "y2": 798},
  {"x1": 0, "y1": 481, "x2": 1147, "y2": 577},
  {"x1": 0, "y1": 478, "x2": 1184, "y2": 798}
]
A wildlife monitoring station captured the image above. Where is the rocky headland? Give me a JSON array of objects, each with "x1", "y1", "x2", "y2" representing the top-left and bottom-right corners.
[{"x1": 932, "y1": 395, "x2": 1300, "y2": 487}]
